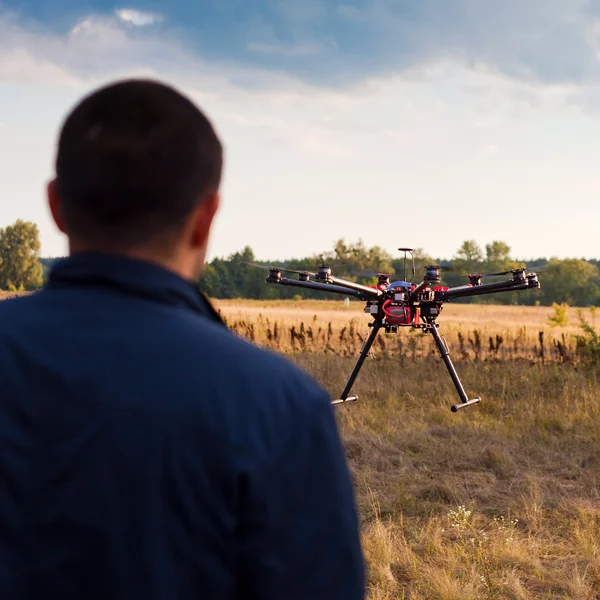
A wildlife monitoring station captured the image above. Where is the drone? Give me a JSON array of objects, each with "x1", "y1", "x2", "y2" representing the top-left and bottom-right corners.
[{"x1": 243, "y1": 248, "x2": 541, "y2": 412}]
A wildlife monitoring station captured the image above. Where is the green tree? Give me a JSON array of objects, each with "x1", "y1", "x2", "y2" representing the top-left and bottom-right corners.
[
  {"x1": 195, "y1": 238, "x2": 600, "y2": 305},
  {"x1": 452, "y1": 240, "x2": 484, "y2": 274},
  {"x1": 0, "y1": 219, "x2": 44, "y2": 291},
  {"x1": 484, "y1": 241, "x2": 513, "y2": 272},
  {"x1": 479, "y1": 241, "x2": 528, "y2": 305},
  {"x1": 316, "y1": 238, "x2": 393, "y2": 278},
  {"x1": 538, "y1": 259, "x2": 600, "y2": 306}
]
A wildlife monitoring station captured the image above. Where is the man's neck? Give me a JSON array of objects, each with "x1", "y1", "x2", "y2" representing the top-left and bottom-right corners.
[{"x1": 68, "y1": 242, "x2": 201, "y2": 282}]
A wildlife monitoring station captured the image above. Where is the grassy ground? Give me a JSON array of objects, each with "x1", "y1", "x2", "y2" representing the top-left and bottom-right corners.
[
  {"x1": 214, "y1": 299, "x2": 594, "y2": 364},
  {"x1": 214, "y1": 298, "x2": 579, "y2": 332},
  {"x1": 4, "y1": 292, "x2": 598, "y2": 597},
  {"x1": 298, "y1": 355, "x2": 600, "y2": 599},
  {"x1": 219, "y1": 299, "x2": 600, "y2": 599},
  {"x1": 0, "y1": 291, "x2": 29, "y2": 300}
]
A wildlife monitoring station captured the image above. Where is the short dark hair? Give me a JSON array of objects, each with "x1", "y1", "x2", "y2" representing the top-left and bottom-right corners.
[{"x1": 54, "y1": 78, "x2": 223, "y2": 249}]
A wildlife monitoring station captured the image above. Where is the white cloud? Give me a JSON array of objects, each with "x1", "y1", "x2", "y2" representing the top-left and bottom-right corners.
[
  {"x1": 1, "y1": 9, "x2": 600, "y2": 263},
  {"x1": 69, "y1": 15, "x2": 131, "y2": 47},
  {"x1": 114, "y1": 8, "x2": 162, "y2": 27},
  {"x1": 320, "y1": 0, "x2": 600, "y2": 89},
  {"x1": 0, "y1": 48, "x2": 82, "y2": 85}
]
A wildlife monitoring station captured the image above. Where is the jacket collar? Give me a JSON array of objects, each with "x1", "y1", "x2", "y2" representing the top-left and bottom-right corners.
[{"x1": 46, "y1": 252, "x2": 226, "y2": 326}]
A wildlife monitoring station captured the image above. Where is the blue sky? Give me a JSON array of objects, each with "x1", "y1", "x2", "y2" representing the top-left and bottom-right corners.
[{"x1": 2, "y1": 1, "x2": 600, "y2": 262}]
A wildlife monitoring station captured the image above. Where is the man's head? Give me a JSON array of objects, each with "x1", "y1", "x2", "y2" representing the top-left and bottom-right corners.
[{"x1": 48, "y1": 78, "x2": 223, "y2": 280}]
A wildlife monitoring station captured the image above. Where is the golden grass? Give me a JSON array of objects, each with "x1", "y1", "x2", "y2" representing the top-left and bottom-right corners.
[
  {"x1": 220, "y1": 299, "x2": 600, "y2": 599},
  {"x1": 214, "y1": 299, "x2": 593, "y2": 364},
  {"x1": 0, "y1": 291, "x2": 30, "y2": 300},
  {"x1": 4, "y1": 291, "x2": 598, "y2": 597},
  {"x1": 299, "y1": 354, "x2": 600, "y2": 599},
  {"x1": 213, "y1": 298, "x2": 587, "y2": 333}
]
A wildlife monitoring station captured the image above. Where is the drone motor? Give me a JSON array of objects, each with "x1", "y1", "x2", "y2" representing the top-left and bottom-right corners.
[
  {"x1": 316, "y1": 265, "x2": 332, "y2": 282},
  {"x1": 424, "y1": 265, "x2": 441, "y2": 284},
  {"x1": 267, "y1": 267, "x2": 282, "y2": 283}
]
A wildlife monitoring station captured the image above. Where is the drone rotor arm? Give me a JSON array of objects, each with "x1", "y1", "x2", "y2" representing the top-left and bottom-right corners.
[
  {"x1": 326, "y1": 275, "x2": 383, "y2": 297},
  {"x1": 407, "y1": 279, "x2": 428, "y2": 300},
  {"x1": 439, "y1": 277, "x2": 536, "y2": 301},
  {"x1": 269, "y1": 275, "x2": 375, "y2": 300},
  {"x1": 240, "y1": 260, "x2": 317, "y2": 277}
]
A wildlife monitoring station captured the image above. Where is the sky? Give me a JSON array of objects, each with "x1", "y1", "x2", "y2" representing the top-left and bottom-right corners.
[{"x1": 2, "y1": 1, "x2": 600, "y2": 263}]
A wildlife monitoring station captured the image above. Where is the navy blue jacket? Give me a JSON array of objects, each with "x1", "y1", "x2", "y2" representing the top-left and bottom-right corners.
[{"x1": 0, "y1": 253, "x2": 365, "y2": 600}]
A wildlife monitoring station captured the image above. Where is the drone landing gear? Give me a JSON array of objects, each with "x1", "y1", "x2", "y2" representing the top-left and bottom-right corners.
[
  {"x1": 332, "y1": 322, "x2": 383, "y2": 405},
  {"x1": 426, "y1": 322, "x2": 481, "y2": 412},
  {"x1": 332, "y1": 320, "x2": 480, "y2": 412}
]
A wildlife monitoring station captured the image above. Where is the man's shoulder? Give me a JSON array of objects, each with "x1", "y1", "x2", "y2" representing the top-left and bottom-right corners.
[
  {"x1": 184, "y1": 313, "x2": 328, "y2": 399},
  {"x1": 0, "y1": 291, "x2": 37, "y2": 305},
  {"x1": 0, "y1": 288, "x2": 66, "y2": 319},
  {"x1": 0, "y1": 291, "x2": 40, "y2": 318},
  {"x1": 184, "y1": 316, "x2": 336, "y2": 416},
  {"x1": 0, "y1": 288, "x2": 333, "y2": 408}
]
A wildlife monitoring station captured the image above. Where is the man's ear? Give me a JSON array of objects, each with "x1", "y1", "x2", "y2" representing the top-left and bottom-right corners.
[
  {"x1": 190, "y1": 192, "x2": 220, "y2": 249},
  {"x1": 47, "y1": 179, "x2": 67, "y2": 234}
]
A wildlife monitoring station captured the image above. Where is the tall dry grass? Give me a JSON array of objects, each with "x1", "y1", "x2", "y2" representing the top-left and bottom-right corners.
[
  {"x1": 215, "y1": 300, "x2": 593, "y2": 365},
  {"x1": 220, "y1": 299, "x2": 600, "y2": 599},
  {"x1": 294, "y1": 353, "x2": 600, "y2": 598}
]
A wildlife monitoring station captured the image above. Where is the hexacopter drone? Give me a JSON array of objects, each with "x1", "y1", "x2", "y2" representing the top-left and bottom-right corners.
[{"x1": 244, "y1": 249, "x2": 541, "y2": 412}]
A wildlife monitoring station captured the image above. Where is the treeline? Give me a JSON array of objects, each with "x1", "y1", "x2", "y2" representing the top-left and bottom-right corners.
[
  {"x1": 0, "y1": 220, "x2": 44, "y2": 291},
  {"x1": 198, "y1": 239, "x2": 600, "y2": 307},
  {"x1": 2, "y1": 221, "x2": 599, "y2": 308}
]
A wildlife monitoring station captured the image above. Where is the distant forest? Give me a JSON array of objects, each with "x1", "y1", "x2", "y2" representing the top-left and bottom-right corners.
[
  {"x1": 196, "y1": 239, "x2": 600, "y2": 307},
  {"x1": 38, "y1": 238, "x2": 600, "y2": 307}
]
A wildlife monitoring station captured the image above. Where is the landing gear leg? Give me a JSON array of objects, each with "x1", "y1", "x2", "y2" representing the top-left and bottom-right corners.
[
  {"x1": 427, "y1": 322, "x2": 481, "y2": 412},
  {"x1": 332, "y1": 322, "x2": 383, "y2": 405}
]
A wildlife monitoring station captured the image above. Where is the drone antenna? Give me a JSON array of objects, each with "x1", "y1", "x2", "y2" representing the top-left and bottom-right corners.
[{"x1": 398, "y1": 248, "x2": 415, "y2": 282}]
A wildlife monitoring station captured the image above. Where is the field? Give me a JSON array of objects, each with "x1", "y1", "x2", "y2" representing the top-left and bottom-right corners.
[
  {"x1": 215, "y1": 299, "x2": 594, "y2": 364},
  {"x1": 216, "y1": 299, "x2": 600, "y2": 599}
]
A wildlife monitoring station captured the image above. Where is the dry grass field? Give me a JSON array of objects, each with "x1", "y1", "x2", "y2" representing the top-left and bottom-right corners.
[
  {"x1": 0, "y1": 291, "x2": 29, "y2": 300},
  {"x1": 2, "y1": 291, "x2": 598, "y2": 597},
  {"x1": 218, "y1": 299, "x2": 600, "y2": 599},
  {"x1": 215, "y1": 299, "x2": 595, "y2": 364}
]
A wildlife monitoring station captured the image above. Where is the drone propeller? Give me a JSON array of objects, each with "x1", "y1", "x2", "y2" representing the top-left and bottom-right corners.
[
  {"x1": 468, "y1": 269, "x2": 512, "y2": 279},
  {"x1": 355, "y1": 270, "x2": 394, "y2": 279},
  {"x1": 239, "y1": 261, "x2": 317, "y2": 277},
  {"x1": 470, "y1": 265, "x2": 547, "y2": 279}
]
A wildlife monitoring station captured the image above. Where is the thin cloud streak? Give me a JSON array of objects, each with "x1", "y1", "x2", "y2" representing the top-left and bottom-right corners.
[{"x1": 115, "y1": 8, "x2": 162, "y2": 27}]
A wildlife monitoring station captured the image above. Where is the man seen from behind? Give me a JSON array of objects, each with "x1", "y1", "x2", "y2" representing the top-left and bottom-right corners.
[{"x1": 0, "y1": 79, "x2": 365, "y2": 599}]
